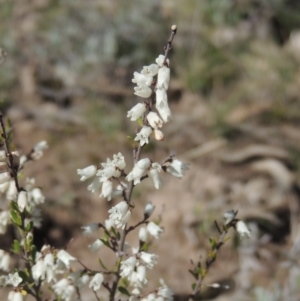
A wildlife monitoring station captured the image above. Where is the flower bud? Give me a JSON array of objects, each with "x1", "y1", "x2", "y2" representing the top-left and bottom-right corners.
[
  {"x1": 139, "y1": 227, "x2": 148, "y2": 242},
  {"x1": 17, "y1": 190, "x2": 28, "y2": 212},
  {"x1": 144, "y1": 202, "x2": 155, "y2": 218},
  {"x1": 154, "y1": 129, "x2": 164, "y2": 141}
]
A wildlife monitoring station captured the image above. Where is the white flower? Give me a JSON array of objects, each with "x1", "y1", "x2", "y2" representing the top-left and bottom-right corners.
[
  {"x1": 6, "y1": 180, "x2": 17, "y2": 200},
  {"x1": 126, "y1": 158, "x2": 151, "y2": 185},
  {"x1": 98, "y1": 162, "x2": 119, "y2": 182},
  {"x1": 236, "y1": 220, "x2": 251, "y2": 238},
  {"x1": 155, "y1": 54, "x2": 169, "y2": 67},
  {"x1": 77, "y1": 165, "x2": 97, "y2": 181},
  {"x1": 52, "y1": 278, "x2": 76, "y2": 301},
  {"x1": 166, "y1": 159, "x2": 190, "y2": 178},
  {"x1": 141, "y1": 64, "x2": 159, "y2": 76},
  {"x1": 139, "y1": 227, "x2": 148, "y2": 242},
  {"x1": 157, "y1": 66, "x2": 170, "y2": 90},
  {"x1": 87, "y1": 177, "x2": 102, "y2": 194},
  {"x1": 135, "y1": 126, "x2": 152, "y2": 146},
  {"x1": 146, "y1": 112, "x2": 163, "y2": 129},
  {"x1": 100, "y1": 180, "x2": 113, "y2": 201},
  {"x1": 0, "y1": 250, "x2": 10, "y2": 271},
  {"x1": 89, "y1": 273, "x2": 104, "y2": 291},
  {"x1": 88, "y1": 239, "x2": 104, "y2": 252},
  {"x1": 128, "y1": 265, "x2": 147, "y2": 288},
  {"x1": 32, "y1": 259, "x2": 46, "y2": 281},
  {"x1": 44, "y1": 253, "x2": 56, "y2": 283},
  {"x1": 134, "y1": 85, "x2": 152, "y2": 98},
  {"x1": 8, "y1": 272, "x2": 22, "y2": 287},
  {"x1": 8, "y1": 291, "x2": 23, "y2": 301},
  {"x1": 149, "y1": 163, "x2": 163, "y2": 189},
  {"x1": 120, "y1": 256, "x2": 137, "y2": 277},
  {"x1": 147, "y1": 222, "x2": 163, "y2": 239},
  {"x1": 157, "y1": 279, "x2": 173, "y2": 301},
  {"x1": 156, "y1": 88, "x2": 172, "y2": 123},
  {"x1": 127, "y1": 103, "x2": 147, "y2": 121},
  {"x1": 144, "y1": 202, "x2": 155, "y2": 217},
  {"x1": 223, "y1": 210, "x2": 236, "y2": 225},
  {"x1": 136, "y1": 158, "x2": 152, "y2": 169},
  {"x1": 139, "y1": 252, "x2": 158, "y2": 269},
  {"x1": 30, "y1": 188, "x2": 45, "y2": 205},
  {"x1": 0, "y1": 211, "x2": 10, "y2": 234},
  {"x1": 132, "y1": 72, "x2": 153, "y2": 86},
  {"x1": 113, "y1": 152, "x2": 126, "y2": 170},
  {"x1": 117, "y1": 210, "x2": 131, "y2": 229},
  {"x1": 17, "y1": 191, "x2": 28, "y2": 212},
  {"x1": 75, "y1": 274, "x2": 90, "y2": 288},
  {"x1": 111, "y1": 183, "x2": 127, "y2": 198},
  {"x1": 108, "y1": 201, "x2": 131, "y2": 228},
  {"x1": 0, "y1": 172, "x2": 10, "y2": 185},
  {"x1": 56, "y1": 250, "x2": 76, "y2": 268},
  {"x1": 105, "y1": 218, "x2": 114, "y2": 231},
  {"x1": 34, "y1": 141, "x2": 48, "y2": 152},
  {"x1": 81, "y1": 223, "x2": 99, "y2": 236}
]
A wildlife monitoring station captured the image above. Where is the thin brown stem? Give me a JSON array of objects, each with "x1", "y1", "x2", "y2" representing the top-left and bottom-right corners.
[
  {"x1": 0, "y1": 112, "x2": 21, "y2": 192},
  {"x1": 109, "y1": 25, "x2": 177, "y2": 301}
]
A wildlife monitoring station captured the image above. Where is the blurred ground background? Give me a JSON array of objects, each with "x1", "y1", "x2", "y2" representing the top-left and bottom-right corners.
[{"x1": 1, "y1": 0, "x2": 300, "y2": 300}]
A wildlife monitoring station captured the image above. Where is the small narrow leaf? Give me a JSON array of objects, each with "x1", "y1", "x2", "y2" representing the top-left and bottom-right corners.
[
  {"x1": 209, "y1": 237, "x2": 217, "y2": 250},
  {"x1": 10, "y1": 209, "x2": 22, "y2": 226},
  {"x1": 12, "y1": 240, "x2": 21, "y2": 253},
  {"x1": 118, "y1": 286, "x2": 130, "y2": 296},
  {"x1": 98, "y1": 258, "x2": 108, "y2": 271}
]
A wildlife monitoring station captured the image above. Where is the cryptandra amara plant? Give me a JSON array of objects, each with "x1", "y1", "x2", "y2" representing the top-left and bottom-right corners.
[{"x1": 0, "y1": 26, "x2": 250, "y2": 301}]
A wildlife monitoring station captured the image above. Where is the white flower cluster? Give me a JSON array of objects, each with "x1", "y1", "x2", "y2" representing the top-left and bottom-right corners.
[
  {"x1": 77, "y1": 152, "x2": 126, "y2": 201},
  {"x1": 1, "y1": 243, "x2": 105, "y2": 301},
  {"x1": 128, "y1": 54, "x2": 172, "y2": 146}
]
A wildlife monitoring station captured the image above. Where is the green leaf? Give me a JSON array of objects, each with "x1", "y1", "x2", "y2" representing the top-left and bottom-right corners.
[
  {"x1": 98, "y1": 258, "x2": 108, "y2": 271},
  {"x1": 111, "y1": 226, "x2": 117, "y2": 237},
  {"x1": 10, "y1": 201, "x2": 19, "y2": 212},
  {"x1": 10, "y1": 209, "x2": 22, "y2": 226},
  {"x1": 191, "y1": 283, "x2": 196, "y2": 290},
  {"x1": 188, "y1": 269, "x2": 198, "y2": 280},
  {"x1": 30, "y1": 245, "x2": 37, "y2": 261},
  {"x1": 118, "y1": 286, "x2": 130, "y2": 296},
  {"x1": 25, "y1": 221, "x2": 33, "y2": 232},
  {"x1": 100, "y1": 238, "x2": 110, "y2": 248},
  {"x1": 12, "y1": 240, "x2": 21, "y2": 253},
  {"x1": 209, "y1": 237, "x2": 217, "y2": 250},
  {"x1": 18, "y1": 270, "x2": 29, "y2": 282}
]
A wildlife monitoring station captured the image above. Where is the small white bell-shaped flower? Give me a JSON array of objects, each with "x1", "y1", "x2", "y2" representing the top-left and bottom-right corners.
[
  {"x1": 127, "y1": 103, "x2": 147, "y2": 121},
  {"x1": 149, "y1": 163, "x2": 163, "y2": 189},
  {"x1": 135, "y1": 126, "x2": 152, "y2": 146},
  {"x1": 120, "y1": 256, "x2": 137, "y2": 277},
  {"x1": 144, "y1": 202, "x2": 155, "y2": 218},
  {"x1": 146, "y1": 112, "x2": 163, "y2": 129},
  {"x1": 156, "y1": 88, "x2": 172, "y2": 123},
  {"x1": 141, "y1": 64, "x2": 159, "y2": 76},
  {"x1": 77, "y1": 165, "x2": 97, "y2": 181},
  {"x1": 236, "y1": 220, "x2": 251, "y2": 238},
  {"x1": 126, "y1": 158, "x2": 151, "y2": 185},
  {"x1": 155, "y1": 54, "x2": 169, "y2": 67},
  {"x1": 147, "y1": 222, "x2": 163, "y2": 239},
  {"x1": 157, "y1": 66, "x2": 170, "y2": 90},
  {"x1": 134, "y1": 84, "x2": 152, "y2": 98},
  {"x1": 89, "y1": 273, "x2": 104, "y2": 291},
  {"x1": 132, "y1": 72, "x2": 153, "y2": 86},
  {"x1": 166, "y1": 159, "x2": 190, "y2": 179},
  {"x1": 100, "y1": 180, "x2": 113, "y2": 201}
]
